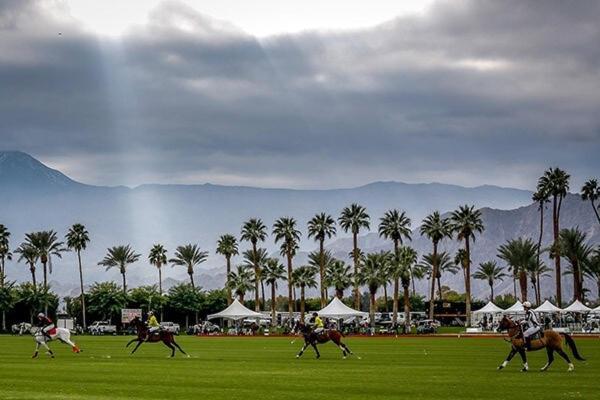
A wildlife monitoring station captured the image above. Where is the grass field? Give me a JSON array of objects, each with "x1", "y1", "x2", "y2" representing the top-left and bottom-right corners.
[{"x1": 0, "y1": 334, "x2": 598, "y2": 400}]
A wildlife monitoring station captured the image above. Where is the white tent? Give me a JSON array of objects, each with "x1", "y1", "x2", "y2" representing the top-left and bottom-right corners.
[
  {"x1": 591, "y1": 305, "x2": 600, "y2": 314},
  {"x1": 534, "y1": 300, "x2": 562, "y2": 313},
  {"x1": 503, "y1": 300, "x2": 525, "y2": 314},
  {"x1": 563, "y1": 300, "x2": 592, "y2": 313},
  {"x1": 473, "y1": 301, "x2": 504, "y2": 314},
  {"x1": 207, "y1": 299, "x2": 269, "y2": 321},
  {"x1": 318, "y1": 297, "x2": 368, "y2": 318}
]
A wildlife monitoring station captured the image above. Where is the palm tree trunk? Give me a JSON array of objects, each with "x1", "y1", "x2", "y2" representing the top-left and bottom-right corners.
[
  {"x1": 518, "y1": 271, "x2": 528, "y2": 302},
  {"x1": 353, "y1": 233, "x2": 360, "y2": 310},
  {"x1": 122, "y1": 272, "x2": 127, "y2": 294},
  {"x1": 158, "y1": 266, "x2": 163, "y2": 321},
  {"x1": 437, "y1": 276, "x2": 443, "y2": 300},
  {"x1": 189, "y1": 272, "x2": 195, "y2": 289},
  {"x1": 403, "y1": 284, "x2": 410, "y2": 334},
  {"x1": 590, "y1": 199, "x2": 600, "y2": 225},
  {"x1": 253, "y1": 243, "x2": 260, "y2": 312},
  {"x1": 383, "y1": 284, "x2": 389, "y2": 312},
  {"x1": 537, "y1": 274, "x2": 542, "y2": 304},
  {"x1": 271, "y1": 283, "x2": 277, "y2": 325},
  {"x1": 300, "y1": 285, "x2": 306, "y2": 321},
  {"x1": 512, "y1": 276, "x2": 517, "y2": 298},
  {"x1": 489, "y1": 283, "x2": 494, "y2": 302},
  {"x1": 42, "y1": 260, "x2": 48, "y2": 314},
  {"x1": 464, "y1": 238, "x2": 472, "y2": 326},
  {"x1": 369, "y1": 291, "x2": 376, "y2": 328},
  {"x1": 30, "y1": 265, "x2": 37, "y2": 287},
  {"x1": 392, "y1": 278, "x2": 399, "y2": 327},
  {"x1": 573, "y1": 260, "x2": 581, "y2": 301},
  {"x1": 287, "y1": 252, "x2": 293, "y2": 318},
  {"x1": 226, "y1": 256, "x2": 232, "y2": 305},
  {"x1": 77, "y1": 250, "x2": 87, "y2": 330},
  {"x1": 428, "y1": 241, "x2": 438, "y2": 319},
  {"x1": 552, "y1": 196, "x2": 562, "y2": 305},
  {"x1": 319, "y1": 239, "x2": 325, "y2": 308},
  {"x1": 260, "y1": 280, "x2": 266, "y2": 310},
  {"x1": 336, "y1": 288, "x2": 343, "y2": 299}
]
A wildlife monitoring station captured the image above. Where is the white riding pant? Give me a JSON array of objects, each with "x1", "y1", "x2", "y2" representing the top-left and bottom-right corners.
[
  {"x1": 523, "y1": 326, "x2": 540, "y2": 338},
  {"x1": 314, "y1": 327, "x2": 324, "y2": 334},
  {"x1": 42, "y1": 324, "x2": 55, "y2": 334}
]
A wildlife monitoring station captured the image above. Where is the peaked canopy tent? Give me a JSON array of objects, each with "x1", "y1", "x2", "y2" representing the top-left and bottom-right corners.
[
  {"x1": 318, "y1": 297, "x2": 368, "y2": 319},
  {"x1": 473, "y1": 302, "x2": 504, "y2": 314},
  {"x1": 207, "y1": 299, "x2": 270, "y2": 321},
  {"x1": 534, "y1": 300, "x2": 562, "y2": 313},
  {"x1": 591, "y1": 305, "x2": 600, "y2": 314},
  {"x1": 503, "y1": 301, "x2": 525, "y2": 314},
  {"x1": 471, "y1": 302, "x2": 504, "y2": 329},
  {"x1": 563, "y1": 300, "x2": 592, "y2": 313}
]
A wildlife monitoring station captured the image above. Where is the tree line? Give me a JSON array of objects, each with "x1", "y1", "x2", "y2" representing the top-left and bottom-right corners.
[{"x1": 0, "y1": 168, "x2": 599, "y2": 331}]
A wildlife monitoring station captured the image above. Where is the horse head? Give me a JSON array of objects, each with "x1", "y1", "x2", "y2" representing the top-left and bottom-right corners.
[{"x1": 497, "y1": 315, "x2": 515, "y2": 332}]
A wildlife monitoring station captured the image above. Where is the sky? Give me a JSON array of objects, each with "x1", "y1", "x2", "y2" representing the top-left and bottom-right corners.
[{"x1": 1, "y1": 0, "x2": 599, "y2": 190}]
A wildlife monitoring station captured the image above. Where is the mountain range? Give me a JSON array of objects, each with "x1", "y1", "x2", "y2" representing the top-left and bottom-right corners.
[{"x1": 1, "y1": 151, "x2": 598, "y2": 300}]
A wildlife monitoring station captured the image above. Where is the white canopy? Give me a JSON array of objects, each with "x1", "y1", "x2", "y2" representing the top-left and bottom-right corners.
[
  {"x1": 563, "y1": 300, "x2": 592, "y2": 313},
  {"x1": 534, "y1": 300, "x2": 562, "y2": 313},
  {"x1": 591, "y1": 305, "x2": 600, "y2": 314},
  {"x1": 207, "y1": 299, "x2": 269, "y2": 321},
  {"x1": 503, "y1": 300, "x2": 525, "y2": 314},
  {"x1": 473, "y1": 301, "x2": 504, "y2": 314},
  {"x1": 318, "y1": 297, "x2": 368, "y2": 318}
]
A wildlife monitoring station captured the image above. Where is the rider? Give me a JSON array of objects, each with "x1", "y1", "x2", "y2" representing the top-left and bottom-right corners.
[
  {"x1": 36, "y1": 312, "x2": 54, "y2": 340},
  {"x1": 521, "y1": 301, "x2": 541, "y2": 350},
  {"x1": 146, "y1": 311, "x2": 160, "y2": 340},
  {"x1": 312, "y1": 312, "x2": 324, "y2": 335}
]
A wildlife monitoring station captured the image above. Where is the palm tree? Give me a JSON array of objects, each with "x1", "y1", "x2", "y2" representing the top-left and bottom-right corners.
[
  {"x1": 148, "y1": 244, "x2": 167, "y2": 320},
  {"x1": 0, "y1": 224, "x2": 10, "y2": 287},
  {"x1": 169, "y1": 244, "x2": 208, "y2": 289},
  {"x1": 537, "y1": 167, "x2": 570, "y2": 305},
  {"x1": 473, "y1": 261, "x2": 506, "y2": 301},
  {"x1": 241, "y1": 218, "x2": 268, "y2": 311},
  {"x1": 532, "y1": 188, "x2": 550, "y2": 284},
  {"x1": 450, "y1": 205, "x2": 484, "y2": 325},
  {"x1": 65, "y1": 224, "x2": 90, "y2": 330},
  {"x1": 242, "y1": 248, "x2": 269, "y2": 308},
  {"x1": 410, "y1": 263, "x2": 427, "y2": 296},
  {"x1": 394, "y1": 246, "x2": 417, "y2": 330},
  {"x1": 339, "y1": 204, "x2": 370, "y2": 310},
  {"x1": 227, "y1": 265, "x2": 255, "y2": 303},
  {"x1": 307, "y1": 213, "x2": 336, "y2": 307},
  {"x1": 325, "y1": 260, "x2": 352, "y2": 300},
  {"x1": 419, "y1": 251, "x2": 458, "y2": 300},
  {"x1": 262, "y1": 258, "x2": 286, "y2": 324},
  {"x1": 98, "y1": 245, "x2": 141, "y2": 294},
  {"x1": 272, "y1": 217, "x2": 301, "y2": 316},
  {"x1": 307, "y1": 249, "x2": 335, "y2": 299},
  {"x1": 216, "y1": 234, "x2": 239, "y2": 305},
  {"x1": 356, "y1": 252, "x2": 387, "y2": 327},
  {"x1": 497, "y1": 238, "x2": 537, "y2": 303},
  {"x1": 292, "y1": 265, "x2": 318, "y2": 320},
  {"x1": 581, "y1": 179, "x2": 600, "y2": 225},
  {"x1": 25, "y1": 230, "x2": 67, "y2": 290},
  {"x1": 559, "y1": 228, "x2": 593, "y2": 301},
  {"x1": 15, "y1": 243, "x2": 38, "y2": 286},
  {"x1": 420, "y1": 211, "x2": 452, "y2": 319},
  {"x1": 529, "y1": 260, "x2": 551, "y2": 304},
  {"x1": 583, "y1": 248, "x2": 600, "y2": 299}
]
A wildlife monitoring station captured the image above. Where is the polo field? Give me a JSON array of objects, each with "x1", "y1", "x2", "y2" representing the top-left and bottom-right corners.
[{"x1": 0, "y1": 335, "x2": 597, "y2": 400}]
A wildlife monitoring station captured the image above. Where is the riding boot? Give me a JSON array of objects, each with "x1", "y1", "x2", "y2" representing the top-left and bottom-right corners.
[{"x1": 525, "y1": 337, "x2": 532, "y2": 351}]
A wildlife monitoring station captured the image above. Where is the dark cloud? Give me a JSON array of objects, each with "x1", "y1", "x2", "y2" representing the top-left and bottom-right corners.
[{"x1": 0, "y1": 0, "x2": 599, "y2": 189}]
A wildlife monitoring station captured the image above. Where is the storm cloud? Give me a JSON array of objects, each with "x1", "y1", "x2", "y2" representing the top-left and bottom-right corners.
[{"x1": 1, "y1": 0, "x2": 599, "y2": 189}]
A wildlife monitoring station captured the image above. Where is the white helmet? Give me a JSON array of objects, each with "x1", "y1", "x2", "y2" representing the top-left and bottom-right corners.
[
  {"x1": 148, "y1": 311, "x2": 154, "y2": 316},
  {"x1": 37, "y1": 312, "x2": 45, "y2": 318},
  {"x1": 523, "y1": 301, "x2": 532, "y2": 308}
]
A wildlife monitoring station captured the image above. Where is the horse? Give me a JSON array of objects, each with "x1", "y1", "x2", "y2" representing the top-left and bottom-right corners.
[
  {"x1": 497, "y1": 315, "x2": 585, "y2": 372},
  {"x1": 293, "y1": 321, "x2": 354, "y2": 359},
  {"x1": 12, "y1": 322, "x2": 31, "y2": 336},
  {"x1": 125, "y1": 316, "x2": 188, "y2": 358},
  {"x1": 30, "y1": 326, "x2": 81, "y2": 358}
]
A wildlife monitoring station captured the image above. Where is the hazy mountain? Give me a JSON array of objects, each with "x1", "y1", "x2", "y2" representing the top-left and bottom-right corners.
[{"x1": 0, "y1": 150, "x2": 576, "y2": 299}]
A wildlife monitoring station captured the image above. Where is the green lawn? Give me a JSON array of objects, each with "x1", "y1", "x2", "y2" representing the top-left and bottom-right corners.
[{"x1": 0, "y1": 334, "x2": 597, "y2": 400}]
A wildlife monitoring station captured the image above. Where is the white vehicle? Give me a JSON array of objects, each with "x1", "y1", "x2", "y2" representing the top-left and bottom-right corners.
[
  {"x1": 160, "y1": 321, "x2": 180, "y2": 334},
  {"x1": 89, "y1": 321, "x2": 117, "y2": 335}
]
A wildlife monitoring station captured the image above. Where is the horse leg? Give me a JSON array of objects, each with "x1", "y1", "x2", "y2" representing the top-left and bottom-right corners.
[
  {"x1": 41, "y1": 341, "x2": 54, "y2": 358},
  {"x1": 311, "y1": 342, "x2": 320, "y2": 359},
  {"x1": 338, "y1": 343, "x2": 347, "y2": 358},
  {"x1": 32, "y1": 342, "x2": 40, "y2": 358},
  {"x1": 61, "y1": 335, "x2": 80, "y2": 353},
  {"x1": 172, "y1": 340, "x2": 189, "y2": 357},
  {"x1": 163, "y1": 340, "x2": 176, "y2": 358},
  {"x1": 555, "y1": 348, "x2": 574, "y2": 371},
  {"x1": 342, "y1": 343, "x2": 353, "y2": 356},
  {"x1": 130, "y1": 340, "x2": 143, "y2": 354},
  {"x1": 518, "y1": 348, "x2": 528, "y2": 372},
  {"x1": 541, "y1": 348, "x2": 554, "y2": 372},
  {"x1": 296, "y1": 342, "x2": 309, "y2": 358},
  {"x1": 125, "y1": 338, "x2": 138, "y2": 348},
  {"x1": 497, "y1": 348, "x2": 517, "y2": 370}
]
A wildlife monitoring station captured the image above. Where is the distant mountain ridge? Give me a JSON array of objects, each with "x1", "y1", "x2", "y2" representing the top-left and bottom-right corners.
[{"x1": 3, "y1": 150, "x2": 595, "y2": 301}]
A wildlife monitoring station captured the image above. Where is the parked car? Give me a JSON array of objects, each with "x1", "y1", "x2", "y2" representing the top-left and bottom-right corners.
[
  {"x1": 89, "y1": 321, "x2": 117, "y2": 335},
  {"x1": 160, "y1": 321, "x2": 180, "y2": 334},
  {"x1": 416, "y1": 319, "x2": 440, "y2": 334}
]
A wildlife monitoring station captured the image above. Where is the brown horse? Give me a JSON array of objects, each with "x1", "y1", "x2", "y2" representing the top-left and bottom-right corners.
[
  {"x1": 293, "y1": 321, "x2": 355, "y2": 359},
  {"x1": 126, "y1": 317, "x2": 188, "y2": 358},
  {"x1": 497, "y1": 315, "x2": 585, "y2": 372}
]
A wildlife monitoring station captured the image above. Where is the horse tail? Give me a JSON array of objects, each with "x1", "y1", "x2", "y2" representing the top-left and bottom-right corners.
[{"x1": 561, "y1": 333, "x2": 585, "y2": 361}]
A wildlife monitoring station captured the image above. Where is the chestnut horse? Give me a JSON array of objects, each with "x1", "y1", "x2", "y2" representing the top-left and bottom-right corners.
[
  {"x1": 126, "y1": 317, "x2": 188, "y2": 357},
  {"x1": 293, "y1": 321, "x2": 354, "y2": 359},
  {"x1": 497, "y1": 315, "x2": 585, "y2": 372}
]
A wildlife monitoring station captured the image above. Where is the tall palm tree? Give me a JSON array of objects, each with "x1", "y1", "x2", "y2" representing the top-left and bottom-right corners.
[
  {"x1": 241, "y1": 219, "x2": 268, "y2": 311},
  {"x1": 583, "y1": 248, "x2": 600, "y2": 299},
  {"x1": 537, "y1": 167, "x2": 570, "y2": 305},
  {"x1": 532, "y1": 188, "x2": 550, "y2": 284},
  {"x1": 339, "y1": 204, "x2": 370, "y2": 309},
  {"x1": 15, "y1": 243, "x2": 38, "y2": 287},
  {"x1": 324, "y1": 260, "x2": 352, "y2": 300},
  {"x1": 420, "y1": 211, "x2": 452, "y2": 319},
  {"x1": 216, "y1": 234, "x2": 239, "y2": 305},
  {"x1": 307, "y1": 249, "x2": 335, "y2": 299},
  {"x1": 450, "y1": 205, "x2": 484, "y2": 325},
  {"x1": 272, "y1": 217, "x2": 301, "y2": 317},
  {"x1": 65, "y1": 224, "x2": 90, "y2": 329},
  {"x1": 262, "y1": 258, "x2": 286, "y2": 324},
  {"x1": 227, "y1": 265, "x2": 255, "y2": 303},
  {"x1": 473, "y1": 261, "x2": 506, "y2": 301},
  {"x1": 356, "y1": 252, "x2": 387, "y2": 327},
  {"x1": 25, "y1": 230, "x2": 67, "y2": 290},
  {"x1": 419, "y1": 251, "x2": 458, "y2": 300},
  {"x1": 395, "y1": 246, "x2": 417, "y2": 330},
  {"x1": 529, "y1": 260, "x2": 551, "y2": 304},
  {"x1": 98, "y1": 245, "x2": 141, "y2": 294},
  {"x1": 242, "y1": 248, "x2": 269, "y2": 308},
  {"x1": 148, "y1": 244, "x2": 167, "y2": 320},
  {"x1": 0, "y1": 224, "x2": 10, "y2": 287},
  {"x1": 292, "y1": 265, "x2": 317, "y2": 321},
  {"x1": 307, "y1": 213, "x2": 337, "y2": 307},
  {"x1": 410, "y1": 263, "x2": 427, "y2": 296},
  {"x1": 497, "y1": 238, "x2": 537, "y2": 303},
  {"x1": 559, "y1": 228, "x2": 593, "y2": 301},
  {"x1": 169, "y1": 244, "x2": 208, "y2": 289},
  {"x1": 581, "y1": 178, "x2": 600, "y2": 225}
]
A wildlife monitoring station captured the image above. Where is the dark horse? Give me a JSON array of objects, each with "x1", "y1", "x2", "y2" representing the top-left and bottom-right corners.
[
  {"x1": 497, "y1": 315, "x2": 585, "y2": 372},
  {"x1": 126, "y1": 317, "x2": 188, "y2": 358},
  {"x1": 293, "y1": 321, "x2": 354, "y2": 359}
]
